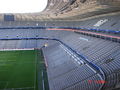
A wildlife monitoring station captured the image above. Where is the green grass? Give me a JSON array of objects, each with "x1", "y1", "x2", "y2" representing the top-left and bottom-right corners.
[
  {"x1": 0, "y1": 50, "x2": 37, "y2": 90},
  {"x1": 37, "y1": 50, "x2": 49, "y2": 90},
  {"x1": 0, "y1": 50, "x2": 49, "y2": 90}
]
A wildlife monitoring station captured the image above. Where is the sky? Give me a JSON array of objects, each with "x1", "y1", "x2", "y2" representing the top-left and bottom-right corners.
[{"x1": 0, "y1": 0, "x2": 48, "y2": 13}]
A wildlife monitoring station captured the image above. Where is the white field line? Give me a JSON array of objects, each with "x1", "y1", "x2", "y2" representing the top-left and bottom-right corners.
[
  {"x1": 0, "y1": 50, "x2": 36, "y2": 90},
  {"x1": 34, "y1": 51, "x2": 37, "y2": 90},
  {"x1": 0, "y1": 48, "x2": 35, "y2": 51},
  {"x1": 4, "y1": 82, "x2": 8, "y2": 90},
  {"x1": 42, "y1": 71, "x2": 45, "y2": 90},
  {"x1": 1, "y1": 87, "x2": 34, "y2": 90},
  {"x1": 0, "y1": 70, "x2": 8, "y2": 71}
]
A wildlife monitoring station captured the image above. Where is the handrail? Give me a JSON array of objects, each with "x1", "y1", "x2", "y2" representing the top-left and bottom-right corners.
[
  {"x1": 0, "y1": 26, "x2": 119, "y2": 34},
  {"x1": 0, "y1": 37, "x2": 106, "y2": 89},
  {"x1": 48, "y1": 28, "x2": 120, "y2": 40}
]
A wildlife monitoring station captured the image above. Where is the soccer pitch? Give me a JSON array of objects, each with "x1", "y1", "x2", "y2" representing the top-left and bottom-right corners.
[{"x1": 0, "y1": 50, "x2": 49, "y2": 90}]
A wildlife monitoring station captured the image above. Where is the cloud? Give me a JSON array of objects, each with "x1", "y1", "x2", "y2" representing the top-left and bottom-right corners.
[{"x1": 0, "y1": 0, "x2": 48, "y2": 13}]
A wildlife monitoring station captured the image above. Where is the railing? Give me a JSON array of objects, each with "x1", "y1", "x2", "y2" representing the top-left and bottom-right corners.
[{"x1": 0, "y1": 26, "x2": 119, "y2": 34}]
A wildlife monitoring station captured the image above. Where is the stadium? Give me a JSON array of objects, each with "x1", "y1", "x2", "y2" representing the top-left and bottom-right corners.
[{"x1": 0, "y1": 0, "x2": 120, "y2": 90}]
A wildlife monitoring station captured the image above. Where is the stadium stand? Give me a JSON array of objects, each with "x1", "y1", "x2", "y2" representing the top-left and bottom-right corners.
[
  {"x1": 0, "y1": 0, "x2": 120, "y2": 90},
  {"x1": 0, "y1": 23, "x2": 119, "y2": 89}
]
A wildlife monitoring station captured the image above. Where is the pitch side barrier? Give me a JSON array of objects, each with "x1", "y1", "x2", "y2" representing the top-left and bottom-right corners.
[
  {"x1": 0, "y1": 26, "x2": 119, "y2": 34},
  {"x1": 50, "y1": 27, "x2": 120, "y2": 34},
  {"x1": 0, "y1": 37, "x2": 105, "y2": 89},
  {"x1": 0, "y1": 37, "x2": 53, "y2": 40}
]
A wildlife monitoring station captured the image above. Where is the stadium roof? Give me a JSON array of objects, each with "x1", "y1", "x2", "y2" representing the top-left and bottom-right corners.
[{"x1": 0, "y1": 0, "x2": 120, "y2": 21}]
